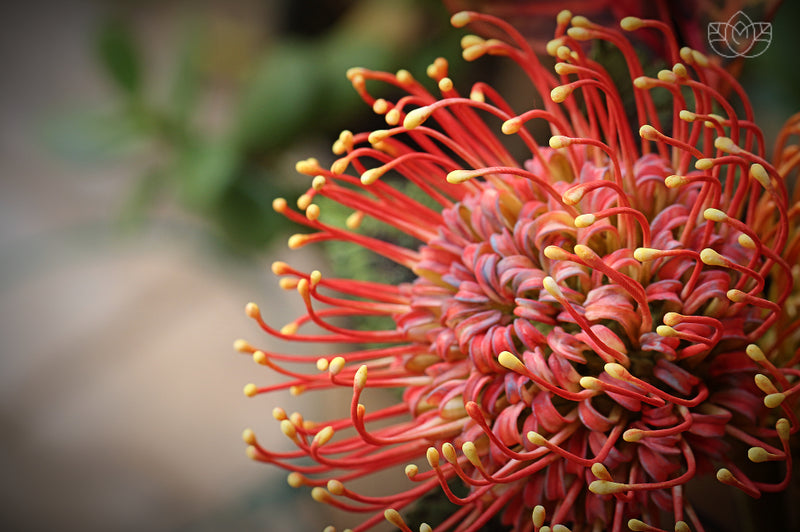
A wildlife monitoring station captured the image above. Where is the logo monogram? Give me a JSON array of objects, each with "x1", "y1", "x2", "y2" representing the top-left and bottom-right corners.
[{"x1": 708, "y1": 10, "x2": 772, "y2": 58}]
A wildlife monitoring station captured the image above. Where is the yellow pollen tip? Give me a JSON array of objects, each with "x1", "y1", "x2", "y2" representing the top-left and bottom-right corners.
[
  {"x1": 727, "y1": 289, "x2": 747, "y2": 302},
  {"x1": 393, "y1": 69, "x2": 412, "y2": 84},
  {"x1": 242, "y1": 428, "x2": 256, "y2": 445},
  {"x1": 673, "y1": 63, "x2": 688, "y2": 78},
  {"x1": 368, "y1": 129, "x2": 391, "y2": 145},
  {"x1": 233, "y1": 339, "x2": 252, "y2": 352},
  {"x1": 450, "y1": 11, "x2": 471, "y2": 28},
  {"x1": 372, "y1": 99, "x2": 389, "y2": 115},
  {"x1": 272, "y1": 407, "x2": 287, "y2": 420},
  {"x1": 420, "y1": 525, "x2": 433, "y2": 532},
  {"x1": 628, "y1": 520, "x2": 649, "y2": 532},
  {"x1": 461, "y1": 441, "x2": 481, "y2": 467},
  {"x1": 446, "y1": 169, "x2": 475, "y2": 184},
  {"x1": 280, "y1": 322, "x2": 298, "y2": 335},
  {"x1": 604, "y1": 363, "x2": 627, "y2": 379},
  {"x1": 438, "y1": 77, "x2": 453, "y2": 92},
  {"x1": 550, "y1": 86, "x2": 573, "y2": 103},
  {"x1": 588, "y1": 480, "x2": 627, "y2": 495},
  {"x1": 501, "y1": 118, "x2": 522, "y2": 135},
  {"x1": 405, "y1": 464, "x2": 418, "y2": 479},
  {"x1": 714, "y1": 136, "x2": 739, "y2": 153},
  {"x1": 663, "y1": 312, "x2": 682, "y2": 326},
  {"x1": 305, "y1": 204, "x2": 320, "y2": 221},
  {"x1": 345, "y1": 210, "x2": 364, "y2": 230},
  {"x1": 549, "y1": 135, "x2": 572, "y2": 149},
  {"x1": 345, "y1": 67, "x2": 364, "y2": 80},
  {"x1": 544, "y1": 245, "x2": 570, "y2": 261},
  {"x1": 703, "y1": 208, "x2": 728, "y2": 222},
  {"x1": 553, "y1": 525, "x2": 571, "y2": 532},
  {"x1": 287, "y1": 472, "x2": 304, "y2": 488},
  {"x1": 679, "y1": 110, "x2": 696, "y2": 122},
  {"x1": 754, "y1": 374, "x2": 777, "y2": 394},
  {"x1": 620, "y1": 17, "x2": 643, "y2": 31},
  {"x1": 313, "y1": 426, "x2": 335, "y2": 447},
  {"x1": 692, "y1": 49, "x2": 709, "y2": 66},
  {"x1": 533, "y1": 506, "x2": 547, "y2": 528},
  {"x1": 579, "y1": 376, "x2": 602, "y2": 390},
  {"x1": 360, "y1": 167, "x2": 385, "y2": 185},
  {"x1": 385, "y1": 108, "x2": 400, "y2": 125},
  {"x1": 591, "y1": 462, "x2": 612, "y2": 480},
  {"x1": 426, "y1": 447, "x2": 440, "y2": 468},
  {"x1": 272, "y1": 197, "x2": 287, "y2": 213},
  {"x1": 469, "y1": 87, "x2": 485, "y2": 102},
  {"x1": 716, "y1": 468, "x2": 735, "y2": 483},
  {"x1": 657, "y1": 69, "x2": 678, "y2": 83},
  {"x1": 326, "y1": 479, "x2": 344, "y2": 495},
  {"x1": 498, "y1": 350, "x2": 526, "y2": 373},
  {"x1": 310, "y1": 487, "x2": 328, "y2": 503},
  {"x1": 665, "y1": 174, "x2": 687, "y2": 188},
  {"x1": 271, "y1": 261, "x2": 291, "y2": 275},
  {"x1": 245, "y1": 445, "x2": 258, "y2": 460},
  {"x1": 403, "y1": 107, "x2": 432, "y2": 130},
  {"x1": 331, "y1": 157, "x2": 350, "y2": 175},
  {"x1": 554, "y1": 62, "x2": 578, "y2": 76},
  {"x1": 738, "y1": 234, "x2": 756, "y2": 249},
  {"x1": 296, "y1": 194, "x2": 312, "y2": 210},
  {"x1": 566, "y1": 27, "x2": 591, "y2": 40},
  {"x1": 657, "y1": 325, "x2": 679, "y2": 337},
  {"x1": 639, "y1": 124, "x2": 659, "y2": 140},
  {"x1": 623, "y1": 429, "x2": 644, "y2": 442},
  {"x1": 694, "y1": 158, "x2": 714, "y2": 170},
  {"x1": 526, "y1": 431, "x2": 547, "y2": 446},
  {"x1": 328, "y1": 356, "x2": 345, "y2": 376},
  {"x1": 287, "y1": 234, "x2": 307, "y2": 249},
  {"x1": 746, "y1": 344, "x2": 766, "y2": 362},
  {"x1": 546, "y1": 38, "x2": 565, "y2": 57},
  {"x1": 354, "y1": 365, "x2": 368, "y2": 390},
  {"x1": 557, "y1": 10, "x2": 572, "y2": 25},
  {"x1": 316, "y1": 358, "x2": 329, "y2": 371},
  {"x1": 633, "y1": 76, "x2": 656, "y2": 90},
  {"x1": 542, "y1": 276, "x2": 563, "y2": 298},
  {"x1": 573, "y1": 243, "x2": 595, "y2": 260},
  {"x1": 570, "y1": 15, "x2": 591, "y2": 28},
  {"x1": 384, "y1": 509, "x2": 406, "y2": 528},
  {"x1": 245, "y1": 302, "x2": 261, "y2": 319},
  {"x1": 750, "y1": 163, "x2": 771, "y2": 188},
  {"x1": 243, "y1": 383, "x2": 258, "y2": 397},
  {"x1": 776, "y1": 418, "x2": 790, "y2": 440},
  {"x1": 309, "y1": 270, "x2": 321, "y2": 287},
  {"x1": 441, "y1": 442, "x2": 457, "y2": 463},
  {"x1": 562, "y1": 187, "x2": 584, "y2": 205},
  {"x1": 311, "y1": 176, "x2": 326, "y2": 191},
  {"x1": 700, "y1": 248, "x2": 727, "y2": 267},
  {"x1": 748, "y1": 447, "x2": 772, "y2": 463},
  {"x1": 764, "y1": 393, "x2": 785, "y2": 408},
  {"x1": 280, "y1": 419, "x2": 297, "y2": 439},
  {"x1": 295, "y1": 157, "x2": 320, "y2": 175},
  {"x1": 461, "y1": 34, "x2": 483, "y2": 48},
  {"x1": 675, "y1": 521, "x2": 691, "y2": 532},
  {"x1": 252, "y1": 350, "x2": 267, "y2": 365}
]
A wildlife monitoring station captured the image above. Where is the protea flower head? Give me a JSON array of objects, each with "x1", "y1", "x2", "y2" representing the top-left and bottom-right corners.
[{"x1": 236, "y1": 9, "x2": 800, "y2": 532}]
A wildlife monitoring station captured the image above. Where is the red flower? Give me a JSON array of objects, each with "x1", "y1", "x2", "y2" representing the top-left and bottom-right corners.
[{"x1": 237, "y1": 9, "x2": 800, "y2": 532}]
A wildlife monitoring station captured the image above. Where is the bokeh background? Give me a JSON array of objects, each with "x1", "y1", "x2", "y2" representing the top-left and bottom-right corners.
[{"x1": 1, "y1": 0, "x2": 798, "y2": 531}]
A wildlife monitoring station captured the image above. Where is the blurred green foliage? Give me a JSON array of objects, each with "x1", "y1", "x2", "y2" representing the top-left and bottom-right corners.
[{"x1": 46, "y1": 0, "x2": 461, "y2": 253}]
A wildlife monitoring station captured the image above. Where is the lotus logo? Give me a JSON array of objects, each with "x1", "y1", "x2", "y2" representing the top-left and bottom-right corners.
[{"x1": 708, "y1": 10, "x2": 772, "y2": 58}]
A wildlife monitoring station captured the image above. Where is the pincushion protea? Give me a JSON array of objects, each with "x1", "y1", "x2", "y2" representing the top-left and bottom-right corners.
[{"x1": 235, "y1": 9, "x2": 800, "y2": 532}]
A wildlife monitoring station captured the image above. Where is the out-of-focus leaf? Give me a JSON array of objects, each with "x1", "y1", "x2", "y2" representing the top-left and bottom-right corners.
[
  {"x1": 42, "y1": 109, "x2": 145, "y2": 162},
  {"x1": 169, "y1": 18, "x2": 204, "y2": 125},
  {"x1": 177, "y1": 136, "x2": 240, "y2": 209},
  {"x1": 233, "y1": 42, "x2": 320, "y2": 151},
  {"x1": 96, "y1": 18, "x2": 142, "y2": 96}
]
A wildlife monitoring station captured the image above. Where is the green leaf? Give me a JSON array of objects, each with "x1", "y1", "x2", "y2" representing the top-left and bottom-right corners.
[
  {"x1": 176, "y1": 136, "x2": 240, "y2": 209},
  {"x1": 95, "y1": 18, "x2": 142, "y2": 95}
]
